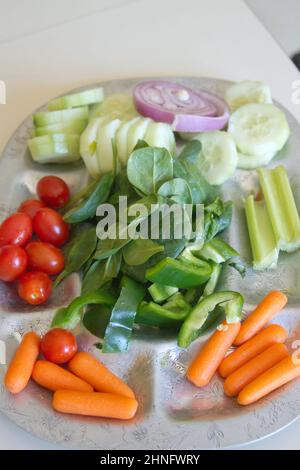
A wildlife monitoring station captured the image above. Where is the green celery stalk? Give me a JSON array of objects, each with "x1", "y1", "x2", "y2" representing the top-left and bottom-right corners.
[
  {"x1": 258, "y1": 166, "x2": 300, "y2": 252},
  {"x1": 245, "y1": 194, "x2": 278, "y2": 270}
]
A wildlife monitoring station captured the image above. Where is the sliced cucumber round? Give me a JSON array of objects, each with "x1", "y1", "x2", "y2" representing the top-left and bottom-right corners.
[
  {"x1": 97, "y1": 118, "x2": 121, "y2": 174},
  {"x1": 94, "y1": 93, "x2": 138, "y2": 120},
  {"x1": 80, "y1": 117, "x2": 108, "y2": 177},
  {"x1": 28, "y1": 134, "x2": 80, "y2": 164},
  {"x1": 237, "y1": 150, "x2": 276, "y2": 170},
  {"x1": 225, "y1": 80, "x2": 272, "y2": 111},
  {"x1": 33, "y1": 106, "x2": 89, "y2": 127},
  {"x1": 192, "y1": 131, "x2": 238, "y2": 185},
  {"x1": 127, "y1": 117, "x2": 151, "y2": 155},
  {"x1": 48, "y1": 88, "x2": 104, "y2": 110},
  {"x1": 228, "y1": 103, "x2": 290, "y2": 157},
  {"x1": 144, "y1": 121, "x2": 176, "y2": 154},
  {"x1": 116, "y1": 117, "x2": 141, "y2": 167},
  {"x1": 34, "y1": 119, "x2": 87, "y2": 136}
]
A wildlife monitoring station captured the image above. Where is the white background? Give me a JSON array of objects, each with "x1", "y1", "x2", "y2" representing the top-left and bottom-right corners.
[{"x1": 0, "y1": 0, "x2": 299, "y2": 450}]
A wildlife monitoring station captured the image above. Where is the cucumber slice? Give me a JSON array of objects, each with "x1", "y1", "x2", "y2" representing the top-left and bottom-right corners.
[
  {"x1": 33, "y1": 107, "x2": 89, "y2": 127},
  {"x1": 97, "y1": 118, "x2": 121, "y2": 174},
  {"x1": 237, "y1": 150, "x2": 276, "y2": 170},
  {"x1": 80, "y1": 117, "x2": 109, "y2": 177},
  {"x1": 228, "y1": 103, "x2": 290, "y2": 157},
  {"x1": 94, "y1": 93, "x2": 138, "y2": 120},
  {"x1": 33, "y1": 119, "x2": 87, "y2": 136},
  {"x1": 116, "y1": 117, "x2": 141, "y2": 167},
  {"x1": 48, "y1": 88, "x2": 104, "y2": 110},
  {"x1": 193, "y1": 131, "x2": 238, "y2": 185},
  {"x1": 225, "y1": 80, "x2": 272, "y2": 111},
  {"x1": 127, "y1": 117, "x2": 151, "y2": 155},
  {"x1": 144, "y1": 121, "x2": 176, "y2": 154},
  {"x1": 28, "y1": 134, "x2": 80, "y2": 164}
]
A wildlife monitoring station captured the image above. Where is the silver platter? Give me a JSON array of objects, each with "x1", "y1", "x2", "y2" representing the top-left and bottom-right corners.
[{"x1": 0, "y1": 77, "x2": 300, "y2": 449}]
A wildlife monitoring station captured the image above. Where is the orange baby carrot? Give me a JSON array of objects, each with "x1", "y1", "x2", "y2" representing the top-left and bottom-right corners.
[
  {"x1": 219, "y1": 324, "x2": 287, "y2": 378},
  {"x1": 238, "y1": 355, "x2": 300, "y2": 405},
  {"x1": 224, "y1": 343, "x2": 289, "y2": 397},
  {"x1": 68, "y1": 352, "x2": 135, "y2": 399},
  {"x1": 5, "y1": 331, "x2": 40, "y2": 394},
  {"x1": 52, "y1": 390, "x2": 138, "y2": 420},
  {"x1": 187, "y1": 321, "x2": 241, "y2": 388},
  {"x1": 32, "y1": 360, "x2": 93, "y2": 392},
  {"x1": 234, "y1": 291, "x2": 287, "y2": 346}
]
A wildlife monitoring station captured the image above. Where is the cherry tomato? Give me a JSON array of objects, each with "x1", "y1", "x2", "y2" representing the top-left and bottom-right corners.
[
  {"x1": 0, "y1": 212, "x2": 32, "y2": 247},
  {"x1": 18, "y1": 199, "x2": 45, "y2": 220},
  {"x1": 37, "y1": 176, "x2": 70, "y2": 209},
  {"x1": 18, "y1": 271, "x2": 52, "y2": 305},
  {"x1": 0, "y1": 245, "x2": 28, "y2": 282},
  {"x1": 41, "y1": 328, "x2": 77, "y2": 364},
  {"x1": 32, "y1": 208, "x2": 69, "y2": 247},
  {"x1": 25, "y1": 241, "x2": 64, "y2": 275}
]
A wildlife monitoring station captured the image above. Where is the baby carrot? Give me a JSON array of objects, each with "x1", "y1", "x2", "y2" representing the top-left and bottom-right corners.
[
  {"x1": 224, "y1": 343, "x2": 289, "y2": 397},
  {"x1": 187, "y1": 321, "x2": 241, "y2": 388},
  {"x1": 32, "y1": 360, "x2": 93, "y2": 392},
  {"x1": 68, "y1": 352, "x2": 135, "y2": 399},
  {"x1": 219, "y1": 324, "x2": 287, "y2": 378},
  {"x1": 5, "y1": 331, "x2": 40, "y2": 394},
  {"x1": 234, "y1": 291, "x2": 287, "y2": 346},
  {"x1": 238, "y1": 356, "x2": 300, "y2": 405},
  {"x1": 52, "y1": 390, "x2": 138, "y2": 420}
]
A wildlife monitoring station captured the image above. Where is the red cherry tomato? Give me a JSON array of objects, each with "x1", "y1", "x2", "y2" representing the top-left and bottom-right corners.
[
  {"x1": 32, "y1": 208, "x2": 69, "y2": 247},
  {"x1": 25, "y1": 241, "x2": 64, "y2": 275},
  {"x1": 41, "y1": 328, "x2": 77, "y2": 364},
  {"x1": 0, "y1": 245, "x2": 28, "y2": 282},
  {"x1": 18, "y1": 271, "x2": 52, "y2": 305},
  {"x1": 0, "y1": 212, "x2": 32, "y2": 247},
  {"x1": 37, "y1": 176, "x2": 70, "y2": 209},
  {"x1": 18, "y1": 199, "x2": 45, "y2": 220}
]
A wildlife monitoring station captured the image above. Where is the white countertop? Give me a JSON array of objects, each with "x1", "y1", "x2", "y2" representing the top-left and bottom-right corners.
[{"x1": 0, "y1": 0, "x2": 299, "y2": 450}]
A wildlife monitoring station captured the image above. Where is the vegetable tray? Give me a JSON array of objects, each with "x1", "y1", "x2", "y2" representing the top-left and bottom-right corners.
[{"x1": 1, "y1": 77, "x2": 300, "y2": 449}]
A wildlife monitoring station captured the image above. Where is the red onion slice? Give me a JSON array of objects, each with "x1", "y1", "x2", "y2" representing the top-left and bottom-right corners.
[{"x1": 133, "y1": 80, "x2": 229, "y2": 132}]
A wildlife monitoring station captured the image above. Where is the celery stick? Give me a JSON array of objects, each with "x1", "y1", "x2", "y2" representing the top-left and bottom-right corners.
[
  {"x1": 245, "y1": 194, "x2": 278, "y2": 270},
  {"x1": 258, "y1": 166, "x2": 300, "y2": 252}
]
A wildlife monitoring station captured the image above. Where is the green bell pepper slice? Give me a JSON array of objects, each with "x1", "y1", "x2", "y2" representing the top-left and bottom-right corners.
[
  {"x1": 51, "y1": 289, "x2": 116, "y2": 330},
  {"x1": 178, "y1": 290, "x2": 244, "y2": 348},
  {"x1": 145, "y1": 257, "x2": 212, "y2": 288},
  {"x1": 199, "y1": 237, "x2": 239, "y2": 264},
  {"x1": 136, "y1": 292, "x2": 191, "y2": 329}
]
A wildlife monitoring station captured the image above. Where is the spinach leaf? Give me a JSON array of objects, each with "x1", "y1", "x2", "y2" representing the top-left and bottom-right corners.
[
  {"x1": 54, "y1": 225, "x2": 97, "y2": 286},
  {"x1": 64, "y1": 172, "x2": 114, "y2": 223},
  {"x1": 102, "y1": 276, "x2": 145, "y2": 353},
  {"x1": 94, "y1": 195, "x2": 158, "y2": 260},
  {"x1": 204, "y1": 199, "x2": 233, "y2": 242},
  {"x1": 127, "y1": 146, "x2": 173, "y2": 195},
  {"x1": 122, "y1": 239, "x2": 164, "y2": 266},
  {"x1": 174, "y1": 140, "x2": 217, "y2": 204},
  {"x1": 83, "y1": 304, "x2": 112, "y2": 338},
  {"x1": 81, "y1": 251, "x2": 122, "y2": 294},
  {"x1": 158, "y1": 178, "x2": 192, "y2": 205}
]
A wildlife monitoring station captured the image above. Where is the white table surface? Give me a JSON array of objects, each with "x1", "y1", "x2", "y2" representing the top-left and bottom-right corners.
[{"x1": 0, "y1": 0, "x2": 299, "y2": 450}]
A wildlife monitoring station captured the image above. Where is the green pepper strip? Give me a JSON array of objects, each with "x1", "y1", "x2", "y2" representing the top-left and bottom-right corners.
[
  {"x1": 51, "y1": 290, "x2": 116, "y2": 330},
  {"x1": 146, "y1": 257, "x2": 212, "y2": 288},
  {"x1": 102, "y1": 276, "x2": 145, "y2": 353},
  {"x1": 136, "y1": 293, "x2": 191, "y2": 329},
  {"x1": 199, "y1": 237, "x2": 239, "y2": 264},
  {"x1": 178, "y1": 290, "x2": 244, "y2": 348}
]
